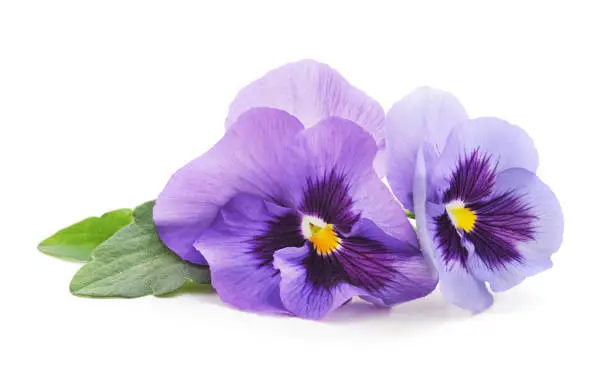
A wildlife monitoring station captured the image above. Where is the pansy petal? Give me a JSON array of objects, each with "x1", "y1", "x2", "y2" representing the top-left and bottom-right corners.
[
  {"x1": 195, "y1": 194, "x2": 305, "y2": 314},
  {"x1": 438, "y1": 263, "x2": 493, "y2": 312},
  {"x1": 434, "y1": 118, "x2": 539, "y2": 189},
  {"x1": 154, "y1": 108, "x2": 304, "y2": 264},
  {"x1": 289, "y1": 117, "x2": 415, "y2": 245},
  {"x1": 274, "y1": 245, "x2": 364, "y2": 320},
  {"x1": 386, "y1": 87, "x2": 468, "y2": 210},
  {"x1": 290, "y1": 117, "x2": 378, "y2": 184},
  {"x1": 466, "y1": 168, "x2": 563, "y2": 292},
  {"x1": 274, "y1": 219, "x2": 436, "y2": 319},
  {"x1": 344, "y1": 219, "x2": 438, "y2": 305},
  {"x1": 226, "y1": 60, "x2": 385, "y2": 146},
  {"x1": 413, "y1": 147, "x2": 446, "y2": 265}
]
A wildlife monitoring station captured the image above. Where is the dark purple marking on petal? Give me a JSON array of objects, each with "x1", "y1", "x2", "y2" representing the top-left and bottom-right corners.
[
  {"x1": 465, "y1": 191, "x2": 538, "y2": 270},
  {"x1": 200, "y1": 193, "x2": 305, "y2": 272},
  {"x1": 302, "y1": 237, "x2": 401, "y2": 294},
  {"x1": 443, "y1": 149, "x2": 498, "y2": 204},
  {"x1": 251, "y1": 213, "x2": 306, "y2": 267},
  {"x1": 250, "y1": 212, "x2": 305, "y2": 270},
  {"x1": 434, "y1": 213, "x2": 469, "y2": 268},
  {"x1": 301, "y1": 245, "x2": 351, "y2": 290},
  {"x1": 299, "y1": 169, "x2": 360, "y2": 233},
  {"x1": 335, "y1": 234, "x2": 410, "y2": 295}
]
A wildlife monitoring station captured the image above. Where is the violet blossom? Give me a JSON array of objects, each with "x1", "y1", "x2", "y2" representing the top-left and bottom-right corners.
[{"x1": 385, "y1": 87, "x2": 564, "y2": 311}]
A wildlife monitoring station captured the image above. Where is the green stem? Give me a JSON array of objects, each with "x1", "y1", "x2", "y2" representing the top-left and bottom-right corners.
[{"x1": 404, "y1": 209, "x2": 416, "y2": 219}]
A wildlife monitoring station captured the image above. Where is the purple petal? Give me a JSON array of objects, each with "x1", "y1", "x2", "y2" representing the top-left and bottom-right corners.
[
  {"x1": 442, "y1": 149, "x2": 498, "y2": 203},
  {"x1": 346, "y1": 219, "x2": 438, "y2": 306},
  {"x1": 227, "y1": 60, "x2": 384, "y2": 142},
  {"x1": 386, "y1": 87, "x2": 468, "y2": 210},
  {"x1": 433, "y1": 117, "x2": 539, "y2": 189},
  {"x1": 274, "y1": 245, "x2": 366, "y2": 320},
  {"x1": 226, "y1": 60, "x2": 386, "y2": 175},
  {"x1": 153, "y1": 108, "x2": 304, "y2": 264},
  {"x1": 289, "y1": 117, "x2": 379, "y2": 188},
  {"x1": 194, "y1": 194, "x2": 304, "y2": 314},
  {"x1": 438, "y1": 262, "x2": 493, "y2": 312},
  {"x1": 466, "y1": 168, "x2": 563, "y2": 292},
  {"x1": 273, "y1": 219, "x2": 437, "y2": 319},
  {"x1": 298, "y1": 168, "x2": 360, "y2": 234},
  {"x1": 413, "y1": 148, "x2": 441, "y2": 266},
  {"x1": 289, "y1": 117, "x2": 416, "y2": 245}
]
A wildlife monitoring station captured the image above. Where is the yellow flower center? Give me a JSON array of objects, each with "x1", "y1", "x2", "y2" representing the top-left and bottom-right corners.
[
  {"x1": 301, "y1": 216, "x2": 341, "y2": 255},
  {"x1": 446, "y1": 201, "x2": 477, "y2": 232}
]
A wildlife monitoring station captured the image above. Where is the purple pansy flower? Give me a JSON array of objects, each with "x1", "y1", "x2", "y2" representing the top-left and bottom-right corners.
[
  {"x1": 385, "y1": 87, "x2": 564, "y2": 312},
  {"x1": 153, "y1": 62, "x2": 437, "y2": 319}
]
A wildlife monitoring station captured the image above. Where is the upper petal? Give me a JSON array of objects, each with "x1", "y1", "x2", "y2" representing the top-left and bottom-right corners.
[
  {"x1": 153, "y1": 108, "x2": 304, "y2": 264},
  {"x1": 433, "y1": 117, "x2": 539, "y2": 190},
  {"x1": 227, "y1": 60, "x2": 386, "y2": 176},
  {"x1": 287, "y1": 117, "x2": 415, "y2": 245},
  {"x1": 386, "y1": 87, "x2": 468, "y2": 210},
  {"x1": 226, "y1": 60, "x2": 385, "y2": 146}
]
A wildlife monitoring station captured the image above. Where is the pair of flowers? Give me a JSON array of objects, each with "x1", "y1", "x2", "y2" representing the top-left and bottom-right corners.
[{"x1": 153, "y1": 60, "x2": 563, "y2": 319}]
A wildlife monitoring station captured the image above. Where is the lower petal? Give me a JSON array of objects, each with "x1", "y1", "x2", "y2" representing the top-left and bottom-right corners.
[
  {"x1": 438, "y1": 263, "x2": 493, "y2": 312},
  {"x1": 274, "y1": 245, "x2": 364, "y2": 320},
  {"x1": 274, "y1": 219, "x2": 437, "y2": 319}
]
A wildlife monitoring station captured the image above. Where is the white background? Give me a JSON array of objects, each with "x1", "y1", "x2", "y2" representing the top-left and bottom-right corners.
[{"x1": 1, "y1": 1, "x2": 610, "y2": 364}]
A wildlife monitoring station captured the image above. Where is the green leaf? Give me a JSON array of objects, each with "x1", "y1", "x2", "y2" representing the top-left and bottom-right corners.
[
  {"x1": 70, "y1": 201, "x2": 211, "y2": 298},
  {"x1": 38, "y1": 208, "x2": 134, "y2": 261}
]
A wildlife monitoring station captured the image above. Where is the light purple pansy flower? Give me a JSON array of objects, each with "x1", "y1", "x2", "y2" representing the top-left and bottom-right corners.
[
  {"x1": 386, "y1": 87, "x2": 564, "y2": 312},
  {"x1": 153, "y1": 62, "x2": 437, "y2": 319}
]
